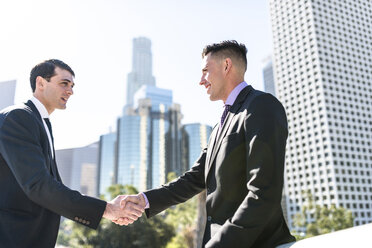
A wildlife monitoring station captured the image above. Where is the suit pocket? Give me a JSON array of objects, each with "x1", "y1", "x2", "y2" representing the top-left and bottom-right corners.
[{"x1": 0, "y1": 208, "x2": 36, "y2": 218}]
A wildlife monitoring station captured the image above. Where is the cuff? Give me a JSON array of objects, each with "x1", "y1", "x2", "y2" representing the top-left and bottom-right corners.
[{"x1": 142, "y1": 192, "x2": 150, "y2": 209}]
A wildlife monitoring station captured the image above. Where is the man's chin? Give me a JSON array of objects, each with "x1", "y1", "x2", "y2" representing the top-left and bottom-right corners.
[
  {"x1": 57, "y1": 104, "x2": 67, "y2": 110},
  {"x1": 209, "y1": 95, "x2": 218, "y2": 101}
]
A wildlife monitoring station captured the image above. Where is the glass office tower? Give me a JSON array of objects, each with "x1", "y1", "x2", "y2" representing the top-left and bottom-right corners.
[
  {"x1": 116, "y1": 86, "x2": 182, "y2": 192},
  {"x1": 262, "y1": 57, "x2": 276, "y2": 96},
  {"x1": 126, "y1": 37, "x2": 156, "y2": 106},
  {"x1": 97, "y1": 132, "x2": 117, "y2": 199},
  {"x1": 182, "y1": 123, "x2": 212, "y2": 172}
]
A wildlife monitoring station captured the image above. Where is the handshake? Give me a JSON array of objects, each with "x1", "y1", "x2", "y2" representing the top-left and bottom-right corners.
[{"x1": 102, "y1": 193, "x2": 146, "y2": 226}]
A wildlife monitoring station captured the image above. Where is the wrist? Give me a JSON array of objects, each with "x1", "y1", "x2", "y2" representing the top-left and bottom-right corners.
[
  {"x1": 138, "y1": 193, "x2": 147, "y2": 208},
  {"x1": 103, "y1": 202, "x2": 111, "y2": 219}
]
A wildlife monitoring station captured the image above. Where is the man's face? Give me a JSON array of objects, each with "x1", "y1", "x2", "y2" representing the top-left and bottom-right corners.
[
  {"x1": 199, "y1": 53, "x2": 226, "y2": 101},
  {"x1": 40, "y1": 67, "x2": 74, "y2": 114}
]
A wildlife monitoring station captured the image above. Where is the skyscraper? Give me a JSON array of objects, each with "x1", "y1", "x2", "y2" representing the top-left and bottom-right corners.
[
  {"x1": 116, "y1": 85, "x2": 182, "y2": 192},
  {"x1": 56, "y1": 142, "x2": 99, "y2": 197},
  {"x1": 0, "y1": 80, "x2": 16, "y2": 110},
  {"x1": 126, "y1": 37, "x2": 156, "y2": 106},
  {"x1": 97, "y1": 132, "x2": 117, "y2": 199},
  {"x1": 270, "y1": 0, "x2": 372, "y2": 229},
  {"x1": 181, "y1": 123, "x2": 212, "y2": 172},
  {"x1": 262, "y1": 56, "x2": 290, "y2": 224},
  {"x1": 262, "y1": 57, "x2": 276, "y2": 96}
]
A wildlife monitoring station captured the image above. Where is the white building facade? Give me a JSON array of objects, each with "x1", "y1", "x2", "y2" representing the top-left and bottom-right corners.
[
  {"x1": 0, "y1": 80, "x2": 16, "y2": 110},
  {"x1": 56, "y1": 142, "x2": 99, "y2": 197},
  {"x1": 270, "y1": 0, "x2": 372, "y2": 229}
]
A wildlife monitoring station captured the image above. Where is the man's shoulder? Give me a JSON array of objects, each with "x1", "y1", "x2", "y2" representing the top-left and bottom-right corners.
[
  {"x1": 244, "y1": 87, "x2": 282, "y2": 108},
  {"x1": 240, "y1": 88, "x2": 287, "y2": 122},
  {"x1": 0, "y1": 103, "x2": 35, "y2": 126}
]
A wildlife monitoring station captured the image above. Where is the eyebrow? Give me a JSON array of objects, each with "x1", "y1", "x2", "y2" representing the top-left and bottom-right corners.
[{"x1": 60, "y1": 79, "x2": 75, "y2": 87}]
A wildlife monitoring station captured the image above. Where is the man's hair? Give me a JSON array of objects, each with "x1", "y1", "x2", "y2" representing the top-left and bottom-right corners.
[
  {"x1": 202, "y1": 40, "x2": 247, "y2": 72},
  {"x1": 30, "y1": 59, "x2": 75, "y2": 92}
]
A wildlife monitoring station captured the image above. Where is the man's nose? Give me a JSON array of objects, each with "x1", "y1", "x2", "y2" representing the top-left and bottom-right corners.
[
  {"x1": 67, "y1": 87, "x2": 73, "y2": 95},
  {"x1": 199, "y1": 75, "x2": 206, "y2": 85}
]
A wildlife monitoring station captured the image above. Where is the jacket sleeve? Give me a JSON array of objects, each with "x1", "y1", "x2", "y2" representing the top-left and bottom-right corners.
[
  {"x1": 206, "y1": 94, "x2": 288, "y2": 248},
  {"x1": 0, "y1": 109, "x2": 106, "y2": 229},
  {"x1": 144, "y1": 147, "x2": 207, "y2": 218}
]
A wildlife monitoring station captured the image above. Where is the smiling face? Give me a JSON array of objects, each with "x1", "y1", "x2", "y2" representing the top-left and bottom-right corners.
[
  {"x1": 199, "y1": 53, "x2": 227, "y2": 102},
  {"x1": 35, "y1": 67, "x2": 75, "y2": 114}
]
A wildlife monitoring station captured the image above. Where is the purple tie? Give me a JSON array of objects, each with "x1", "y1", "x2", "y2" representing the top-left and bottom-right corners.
[{"x1": 220, "y1": 105, "x2": 231, "y2": 128}]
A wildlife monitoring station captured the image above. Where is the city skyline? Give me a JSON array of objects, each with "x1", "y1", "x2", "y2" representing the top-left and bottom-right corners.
[{"x1": 0, "y1": 0, "x2": 272, "y2": 149}]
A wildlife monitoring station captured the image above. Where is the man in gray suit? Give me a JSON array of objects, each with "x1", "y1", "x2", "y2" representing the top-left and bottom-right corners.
[
  {"x1": 118, "y1": 40, "x2": 295, "y2": 247},
  {"x1": 0, "y1": 59, "x2": 143, "y2": 248}
]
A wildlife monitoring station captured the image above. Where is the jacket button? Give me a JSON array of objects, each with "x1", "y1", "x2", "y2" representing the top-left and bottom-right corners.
[
  {"x1": 74, "y1": 217, "x2": 79, "y2": 221},
  {"x1": 207, "y1": 216, "x2": 212, "y2": 221},
  {"x1": 86, "y1": 221, "x2": 90, "y2": 225}
]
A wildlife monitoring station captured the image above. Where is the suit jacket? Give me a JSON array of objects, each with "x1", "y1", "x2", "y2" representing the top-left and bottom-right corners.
[
  {"x1": 144, "y1": 86, "x2": 295, "y2": 248},
  {"x1": 0, "y1": 100, "x2": 106, "y2": 248}
]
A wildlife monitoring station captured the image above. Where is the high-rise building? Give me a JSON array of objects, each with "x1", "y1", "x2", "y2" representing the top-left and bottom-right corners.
[
  {"x1": 56, "y1": 142, "x2": 99, "y2": 197},
  {"x1": 56, "y1": 148, "x2": 74, "y2": 188},
  {"x1": 270, "y1": 0, "x2": 372, "y2": 229},
  {"x1": 181, "y1": 123, "x2": 212, "y2": 172},
  {"x1": 0, "y1": 80, "x2": 16, "y2": 110},
  {"x1": 262, "y1": 57, "x2": 276, "y2": 96},
  {"x1": 116, "y1": 85, "x2": 182, "y2": 192},
  {"x1": 126, "y1": 37, "x2": 156, "y2": 106},
  {"x1": 97, "y1": 132, "x2": 117, "y2": 199}
]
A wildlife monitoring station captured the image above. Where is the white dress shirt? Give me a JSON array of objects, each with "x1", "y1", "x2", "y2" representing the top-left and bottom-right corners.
[{"x1": 30, "y1": 97, "x2": 54, "y2": 158}]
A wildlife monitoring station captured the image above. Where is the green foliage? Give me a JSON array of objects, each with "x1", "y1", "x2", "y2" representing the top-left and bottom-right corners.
[
  {"x1": 107, "y1": 184, "x2": 138, "y2": 199},
  {"x1": 167, "y1": 172, "x2": 177, "y2": 182},
  {"x1": 164, "y1": 172, "x2": 198, "y2": 248},
  {"x1": 68, "y1": 216, "x2": 174, "y2": 248},
  {"x1": 292, "y1": 190, "x2": 354, "y2": 239},
  {"x1": 57, "y1": 184, "x2": 174, "y2": 248},
  {"x1": 58, "y1": 173, "x2": 200, "y2": 248}
]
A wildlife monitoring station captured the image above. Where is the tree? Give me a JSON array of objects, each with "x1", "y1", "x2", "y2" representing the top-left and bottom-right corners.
[
  {"x1": 292, "y1": 191, "x2": 354, "y2": 239},
  {"x1": 57, "y1": 184, "x2": 175, "y2": 248},
  {"x1": 164, "y1": 172, "x2": 198, "y2": 248}
]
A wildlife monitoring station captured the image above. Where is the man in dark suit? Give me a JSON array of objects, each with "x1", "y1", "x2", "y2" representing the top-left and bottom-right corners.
[
  {"x1": 0, "y1": 59, "x2": 144, "y2": 248},
  {"x1": 118, "y1": 40, "x2": 296, "y2": 247}
]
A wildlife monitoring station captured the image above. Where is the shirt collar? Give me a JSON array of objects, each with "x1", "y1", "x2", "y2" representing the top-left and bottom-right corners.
[
  {"x1": 225, "y1": 81, "x2": 248, "y2": 106},
  {"x1": 30, "y1": 96, "x2": 50, "y2": 119}
]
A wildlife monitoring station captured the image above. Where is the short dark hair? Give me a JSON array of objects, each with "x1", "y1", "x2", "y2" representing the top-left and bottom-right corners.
[
  {"x1": 30, "y1": 59, "x2": 75, "y2": 92},
  {"x1": 202, "y1": 40, "x2": 247, "y2": 72}
]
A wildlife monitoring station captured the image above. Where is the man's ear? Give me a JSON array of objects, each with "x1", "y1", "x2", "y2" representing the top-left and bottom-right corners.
[
  {"x1": 223, "y1": 58, "x2": 232, "y2": 75},
  {"x1": 35, "y1": 76, "x2": 45, "y2": 91}
]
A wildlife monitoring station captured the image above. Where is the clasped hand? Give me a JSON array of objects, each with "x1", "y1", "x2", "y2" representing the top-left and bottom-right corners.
[{"x1": 102, "y1": 193, "x2": 146, "y2": 226}]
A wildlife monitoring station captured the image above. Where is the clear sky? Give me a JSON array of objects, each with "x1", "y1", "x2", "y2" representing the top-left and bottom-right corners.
[{"x1": 0, "y1": 0, "x2": 273, "y2": 149}]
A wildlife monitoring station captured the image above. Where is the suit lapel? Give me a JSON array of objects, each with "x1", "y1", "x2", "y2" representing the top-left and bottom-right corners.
[
  {"x1": 205, "y1": 86, "x2": 253, "y2": 179},
  {"x1": 205, "y1": 125, "x2": 218, "y2": 179},
  {"x1": 25, "y1": 101, "x2": 58, "y2": 179}
]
